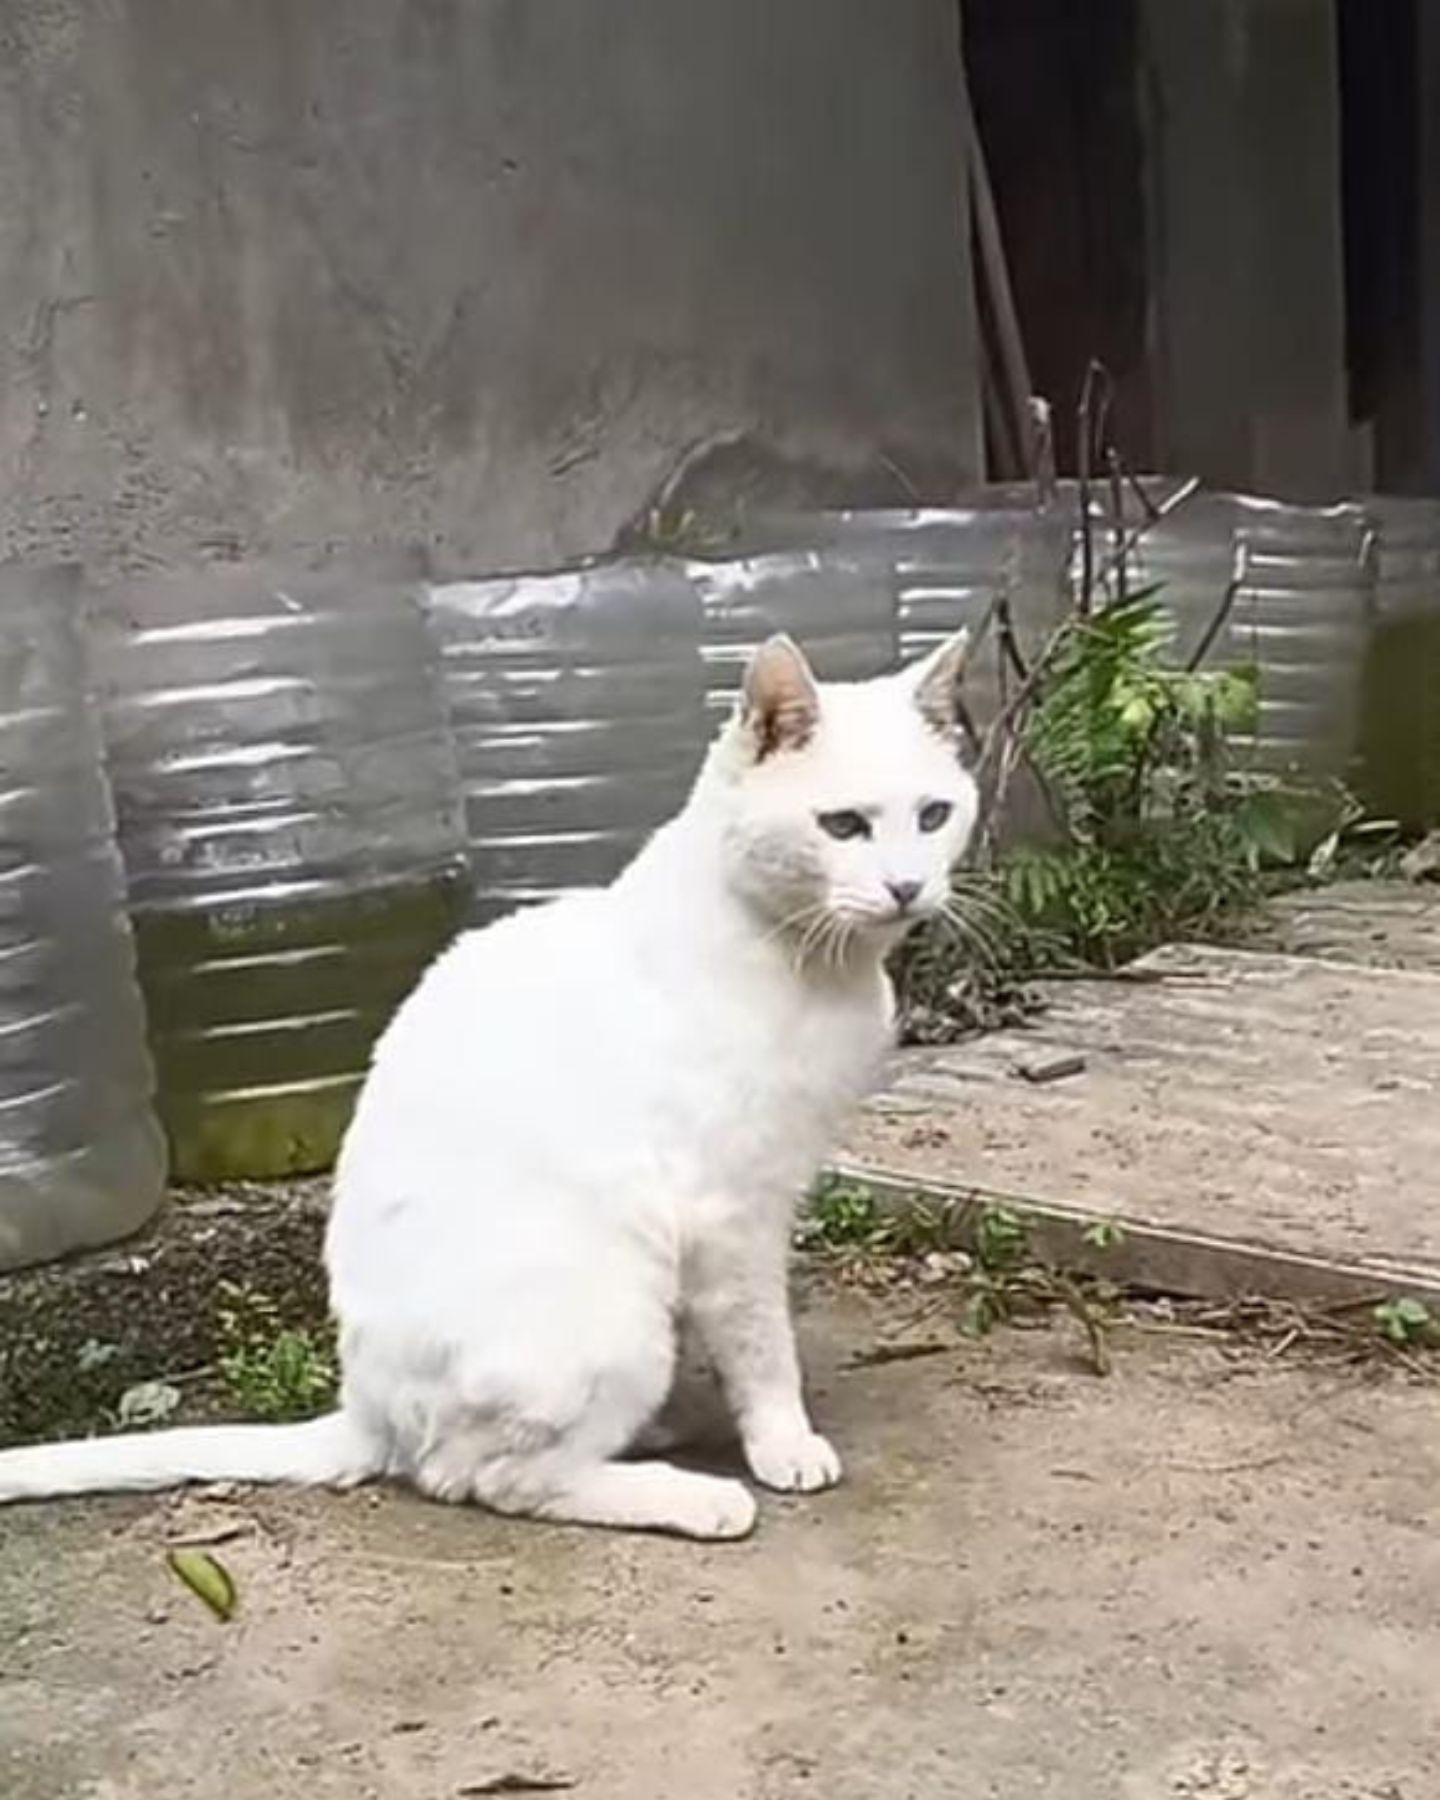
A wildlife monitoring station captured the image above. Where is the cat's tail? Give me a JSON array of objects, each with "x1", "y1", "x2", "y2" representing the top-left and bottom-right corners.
[{"x1": 0, "y1": 1411, "x2": 379, "y2": 1505}]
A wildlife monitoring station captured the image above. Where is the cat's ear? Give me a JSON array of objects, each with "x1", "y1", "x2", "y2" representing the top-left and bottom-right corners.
[
  {"x1": 899, "y1": 627, "x2": 970, "y2": 737},
  {"x1": 741, "y1": 633, "x2": 821, "y2": 759}
]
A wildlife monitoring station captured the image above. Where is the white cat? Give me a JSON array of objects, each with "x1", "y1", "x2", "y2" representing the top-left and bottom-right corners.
[{"x1": 0, "y1": 630, "x2": 976, "y2": 1538}]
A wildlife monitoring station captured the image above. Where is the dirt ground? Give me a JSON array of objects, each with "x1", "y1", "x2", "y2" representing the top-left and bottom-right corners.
[{"x1": 2, "y1": 1281, "x2": 1435, "y2": 1800}]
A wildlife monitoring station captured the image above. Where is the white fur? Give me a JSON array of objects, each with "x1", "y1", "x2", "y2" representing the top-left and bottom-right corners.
[{"x1": 0, "y1": 634, "x2": 976, "y2": 1538}]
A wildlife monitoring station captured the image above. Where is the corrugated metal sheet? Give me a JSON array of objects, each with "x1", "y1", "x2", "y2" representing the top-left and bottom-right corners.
[
  {"x1": 0, "y1": 564, "x2": 165, "y2": 1270},
  {"x1": 91, "y1": 552, "x2": 468, "y2": 1180},
  {"x1": 427, "y1": 557, "x2": 708, "y2": 921}
]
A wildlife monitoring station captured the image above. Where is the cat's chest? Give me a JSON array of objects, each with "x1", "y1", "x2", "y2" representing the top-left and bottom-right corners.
[{"x1": 657, "y1": 962, "x2": 890, "y2": 1178}]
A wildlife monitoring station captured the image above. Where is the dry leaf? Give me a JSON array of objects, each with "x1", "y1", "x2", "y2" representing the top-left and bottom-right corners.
[
  {"x1": 118, "y1": 1381, "x2": 181, "y2": 1427},
  {"x1": 166, "y1": 1547, "x2": 238, "y2": 1622},
  {"x1": 457, "y1": 1777, "x2": 576, "y2": 1795}
]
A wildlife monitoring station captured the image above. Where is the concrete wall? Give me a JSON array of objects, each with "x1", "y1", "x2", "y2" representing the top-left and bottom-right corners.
[
  {"x1": 0, "y1": 0, "x2": 981, "y2": 581},
  {"x1": 1422, "y1": 1, "x2": 1440, "y2": 495},
  {"x1": 1139, "y1": 0, "x2": 1351, "y2": 500}
]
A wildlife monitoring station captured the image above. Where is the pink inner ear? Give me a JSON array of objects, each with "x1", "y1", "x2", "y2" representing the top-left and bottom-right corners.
[
  {"x1": 911, "y1": 670, "x2": 951, "y2": 736},
  {"x1": 744, "y1": 638, "x2": 819, "y2": 758},
  {"x1": 911, "y1": 634, "x2": 968, "y2": 737},
  {"x1": 754, "y1": 689, "x2": 816, "y2": 759}
]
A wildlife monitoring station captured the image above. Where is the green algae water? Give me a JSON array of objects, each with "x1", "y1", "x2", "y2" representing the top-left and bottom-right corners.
[
  {"x1": 92, "y1": 554, "x2": 471, "y2": 1185},
  {"x1": 1355, "y1": 612, "x2": 1440, "y2": 833},
  {"x1": 134, "y1": 864, "x2": 468, "y2": 1181}
]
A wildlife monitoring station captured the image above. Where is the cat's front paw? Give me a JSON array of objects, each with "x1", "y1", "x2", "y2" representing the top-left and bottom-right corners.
[{"x1": 745, "y1": 1429, "x2": 843, "y2": 1494}]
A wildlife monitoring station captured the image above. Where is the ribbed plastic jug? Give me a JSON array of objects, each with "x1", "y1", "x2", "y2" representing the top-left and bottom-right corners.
[
  {"x1": 0, "y1": 564, "x2": 166, "y2": 1270},
  {"x1": 92, "y1": 552, "x2": 469, "y2": 1180},
  {"x1": 1356, "y1": 496, "x2": 1440, "y2": 830},
  {"x1": 427, "y1": 556, "x2": 707, "y2": 922}
]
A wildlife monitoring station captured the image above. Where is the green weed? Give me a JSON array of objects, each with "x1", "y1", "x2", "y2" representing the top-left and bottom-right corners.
[
  {"x1": 215, "y1": 1282, "x2": 338, "y2": 1422},
  {"x1": 1373, "y1": 1296, "x2": 1436, "y2": 1347}
]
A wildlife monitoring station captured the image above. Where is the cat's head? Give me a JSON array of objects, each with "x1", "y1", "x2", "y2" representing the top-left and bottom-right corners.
[{"x1": 708, "y1": 630, "x2": 979, "y2": 953}]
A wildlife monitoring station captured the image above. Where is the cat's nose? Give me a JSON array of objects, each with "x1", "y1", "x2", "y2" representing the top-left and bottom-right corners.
[{"x1": 886, "y1": 879, "x2": 922, "y2": 914}]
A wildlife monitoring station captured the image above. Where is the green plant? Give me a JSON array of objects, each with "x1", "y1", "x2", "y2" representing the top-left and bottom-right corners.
[
  {"x1": 894, "y1": 583, "x2": 1349, "y2": 1040},
  {"x1": 974, "y1": 1203, "x2": 1029, "y2": 1271},
  {"x1": 631, "y1": 500, "x2": 743, "y2": 555},
  {"x1": 1373, "y1": 1296, "x2": 1436, "y2": 1347},
  {"x1": 955, "y1": 1204, "x2": 1115, "y2": 1375},
  {"x1": 1027, "y1": 591, "x2": 1257, "y2": 831},
  {"x1": 802, "y1": 1188, "x2": 1122, "y2": 1375},
  {"x1": 1001, "y1": 589, "x2": 1344, "y2": 969},
  {"x1": 955, "y1": 1204, "x2": 1033, "y2": 1338},
  {"x1": 798, "y1": 1177, "x2": 882, "y2": 1248},
  {"x1": 797, "y1": 1176, "x2": 947, "y2": 1257},
  {"x1": 891, "y1": 373, "x2": 1368, "y2": 1043},
  {"x1": 216, "y1": 1282, "x2": 338, "y2": 1422}
]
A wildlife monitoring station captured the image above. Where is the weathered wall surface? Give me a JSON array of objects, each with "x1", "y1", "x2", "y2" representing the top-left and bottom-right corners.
[
  {"x1": 1139, "y1": 0, "x2": 1351, "y2": 500},
  {"x1": 0, "y1": 0, "x2": 980, "y2": 581}
]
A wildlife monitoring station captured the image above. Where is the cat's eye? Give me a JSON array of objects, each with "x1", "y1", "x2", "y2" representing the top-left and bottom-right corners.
[
  {"x1": 816, "y1": 809, "x2": 872, "y2": 842},
  {"x1": 917, "y1": 800, "x2": 953, "y2": 834}
]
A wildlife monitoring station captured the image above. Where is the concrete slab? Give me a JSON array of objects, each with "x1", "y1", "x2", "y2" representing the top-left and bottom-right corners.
[
  {"x1": 1254, "y1": 880, "x2": 1440, "y2": 974},
  {"x1": 838, "y1": 943, "x2": 1440, "y2": 1305},
  {"x1": 1, "y1": 1285, "x2": 1436, "y2": 1800}
]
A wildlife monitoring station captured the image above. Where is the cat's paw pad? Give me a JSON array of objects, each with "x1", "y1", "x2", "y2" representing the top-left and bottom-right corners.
[
  {"x1": 675, "y1": 1476, "x2": 758, "y2": 1540},
  {"x1": 746, "y1": 1430, "x2": 843, "y2": 1494}
]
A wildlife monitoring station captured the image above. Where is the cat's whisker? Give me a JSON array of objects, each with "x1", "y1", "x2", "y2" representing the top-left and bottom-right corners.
[
  {"x1": 940, "y1": 891, "x2": 1005, "y2": 947},
  {"x1": 763, "y1": 898, "x2": 847, "y2": 978},
  {"x1": 938, "y1": 896, "x2": 1003, "y2": 957},
  {"x1": 944, "y1": 895, "x2": 1013, "y2": 936},
  {"x1": 784, "y1": 914, "x2": 819, "y2": 974},
  {"x1": 947, "y1": 902, "x2": 1015, "y2": 947},
  {"x1": 943, "y1": 876, "x2": 1008, "y2": 922},
  {"x1": 763, "y1": 898, "x2": 828, "y2": 948},
  {"x1": 831, "y1": 921, "x2": 856, "y2": 979},
  {"x1": 945, "y1": 923, "x2": 1004, "y2": 975},
  {"x1": 792, "y1": 908, "x2": 832, "y2": 977},
  {"x1": 934, "y1": 900, "x2": 1004, "y2": 971},
  {"x1": 944, "y1": 877, "x2": 1018, "y2": 932},
  {"x1": 827, "y1": 888, "x2": 888, "y2": 925},
  {"x1": 954, "y1": 889, "x2": 1017, "y2": 952}
]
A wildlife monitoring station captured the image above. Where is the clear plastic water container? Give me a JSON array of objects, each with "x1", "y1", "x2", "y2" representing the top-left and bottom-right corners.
[
  {"x1": 91, "y1": 551, "x2": 469, "y2": 1181},
  {"x1": 979, "y1": 480, "x2": 1375, "y2": 780},
  {"x1": 685, "y1": 545, "x2": 898, "y2": 726},
  {"x1": 1125, "y1": 492, "x2": 1375, "y2": 778},
  {"x1": 427, "y1": 556, "x2": 708, "y2": 921},
  {"x1": 727, "y1": 501, "x2": 1072, "y2": 738},
  {"x1": 0, "y1": 564, "x2": 166, "y2": 1270},
  {"x1": 1355, "y1": 496, "x2": 1440, "y2": 829}
]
